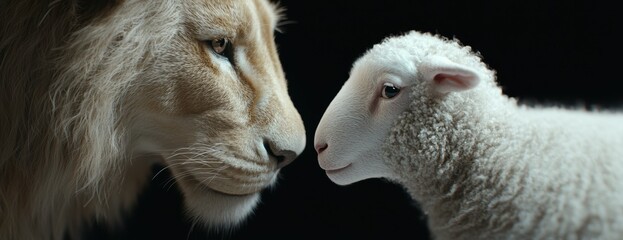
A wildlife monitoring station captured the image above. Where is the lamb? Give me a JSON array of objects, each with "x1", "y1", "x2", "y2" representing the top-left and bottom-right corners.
[{"x1": 314, "y1": 30, "x2": 623, "y2": 239}]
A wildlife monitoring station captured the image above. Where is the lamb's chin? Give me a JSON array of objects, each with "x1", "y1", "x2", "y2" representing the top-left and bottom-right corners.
[
  {"x1": 325, "y1": 160, "x2": 394, "y2": 186},
  {"x1": 183, "y1": 187, "x2": 261, "y2": 227}
]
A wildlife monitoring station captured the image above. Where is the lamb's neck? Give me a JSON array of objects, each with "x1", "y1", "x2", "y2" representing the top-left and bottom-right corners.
[{"x1": 387, "y1": 91, "x2": 524, "y2": 238}]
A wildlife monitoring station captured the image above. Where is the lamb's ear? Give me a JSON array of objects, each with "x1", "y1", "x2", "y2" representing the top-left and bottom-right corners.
[{"x1": 419, "y1": 55, "x2": 481, "y2": 94}]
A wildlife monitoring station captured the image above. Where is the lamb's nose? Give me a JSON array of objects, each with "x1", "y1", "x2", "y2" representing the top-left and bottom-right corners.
[
  {"x1": 264, "y1": 141, "x2": 298, "y2": 169},
  {"x1": 315, "y1": 143, "x2": 328, "y2": 154}
]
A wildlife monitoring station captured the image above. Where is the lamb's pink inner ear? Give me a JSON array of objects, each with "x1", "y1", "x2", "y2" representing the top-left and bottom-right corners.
[
  {"x1": 433, "y1": 72, "x2": 479, "y2": 93},
  {"x1": 420, "y1": 55, "x2": 481, "y2": 94}
]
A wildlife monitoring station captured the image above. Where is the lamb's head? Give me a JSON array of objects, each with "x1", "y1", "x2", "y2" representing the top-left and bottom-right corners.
[{"x1": 314, "y1": 31, "x2": 490, "y2": 185}]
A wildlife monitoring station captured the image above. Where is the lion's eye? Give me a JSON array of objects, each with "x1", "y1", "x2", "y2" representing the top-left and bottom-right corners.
[
  {"x1": 210, "y1": 38, "x2": 228, "y2": 54},
  {"x1": 381, "y1": 83, "x2": 400, "y2": 99},
  {"x1": 208, "y1": 38, "x2": 233, "y2": 60}
]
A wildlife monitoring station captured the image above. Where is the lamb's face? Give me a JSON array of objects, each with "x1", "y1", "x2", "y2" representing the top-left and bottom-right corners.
[
  {"x1": 314, "y1": 35, "x2": 482, "y2": 185},
  {"x1": 314, "y1": 58, "x2": 413, "y2": 185}
]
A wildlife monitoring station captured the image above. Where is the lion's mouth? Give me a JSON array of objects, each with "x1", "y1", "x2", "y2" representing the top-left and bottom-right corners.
[
  {"x1": 190, "y1": 173, "x2": 276, "y2": 196},
  {"x1": 203, "y1": 186, "x2": 256, "y2": 197},
  {"x1": 171, "y1": 159, "x2": 278, "y2": 196}
]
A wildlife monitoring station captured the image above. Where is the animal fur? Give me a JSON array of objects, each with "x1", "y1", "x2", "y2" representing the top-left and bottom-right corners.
[
  {"x1": 315, "y1": 30, "x2": 623, "y2": 239},
  {"x1": 0, "y1": 0, "x2": 306, "y2": 239}
]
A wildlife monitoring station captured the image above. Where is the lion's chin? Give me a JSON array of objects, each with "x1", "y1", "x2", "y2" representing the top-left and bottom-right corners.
[{"x1": 182, "y1": 186, "x2": 261, "y2": 227}]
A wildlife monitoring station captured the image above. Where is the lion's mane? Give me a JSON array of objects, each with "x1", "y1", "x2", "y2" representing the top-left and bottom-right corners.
[{"x1": 1, "y1": 1, "x2": 181, "y2": 239}]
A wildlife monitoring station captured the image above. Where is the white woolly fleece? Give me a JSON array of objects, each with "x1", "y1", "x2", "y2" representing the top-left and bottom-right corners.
[{"x1": 315, "y1": 31, "x2": 623, "y2": 239}]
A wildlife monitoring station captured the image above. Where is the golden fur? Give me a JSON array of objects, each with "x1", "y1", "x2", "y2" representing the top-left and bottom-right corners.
[{"x1": 0, "y1": 0, "x2": 306, "y2": 239}]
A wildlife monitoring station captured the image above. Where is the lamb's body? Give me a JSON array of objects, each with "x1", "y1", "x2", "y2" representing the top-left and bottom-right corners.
[
  {"x1": 391, "y1": 97, "x2": 623, "y2": 239},
  {"x1": 315, "y1": 30, "x2": 623, "y2": 239}
]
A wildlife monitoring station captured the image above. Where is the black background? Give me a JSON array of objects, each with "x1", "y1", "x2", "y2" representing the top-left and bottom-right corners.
[{"x1": 91, "y1": 0, "x2": 622, "y2": 239}]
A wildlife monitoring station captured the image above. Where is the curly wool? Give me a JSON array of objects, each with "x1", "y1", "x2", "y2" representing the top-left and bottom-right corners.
[{"x1": 380, "y1": 31, "x2": 623, "y2": 239}]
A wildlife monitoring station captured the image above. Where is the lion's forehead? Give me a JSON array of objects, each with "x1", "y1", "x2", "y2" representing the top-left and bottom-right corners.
[
  {"x1": 160, "y1": 0, "x2": 287, "y2": 127},
  {"x1": 183, "y1": 0, "x2": 279, "y2": 38}
]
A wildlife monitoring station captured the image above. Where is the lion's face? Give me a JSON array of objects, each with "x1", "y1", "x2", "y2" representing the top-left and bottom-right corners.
[{"x1": 126, "y1": 0, "x2": 305, "y2": 225}]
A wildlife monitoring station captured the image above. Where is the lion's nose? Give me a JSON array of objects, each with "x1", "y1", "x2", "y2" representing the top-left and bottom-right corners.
[{"x1": 264, "y1": 140, "x2": 301, "y2": 169}]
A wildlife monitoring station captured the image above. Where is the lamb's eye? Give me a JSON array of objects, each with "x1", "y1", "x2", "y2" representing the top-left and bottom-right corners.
[
  {"x1": 207, "y1": 38, "x2": 233, "y2": 60},
  {"x1": 381, "y1": 83, "x2": 400, "y2": 99}
]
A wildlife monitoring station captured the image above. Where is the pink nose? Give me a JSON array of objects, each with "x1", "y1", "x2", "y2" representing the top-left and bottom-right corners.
[{"x1": 314, "y1": 143, "x2": 328, "y2": 154}]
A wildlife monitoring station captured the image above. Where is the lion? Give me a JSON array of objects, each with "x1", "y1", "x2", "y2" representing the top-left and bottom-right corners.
[{"x1": 0, "y1": 0, "x2": 306, "y2": 239}]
